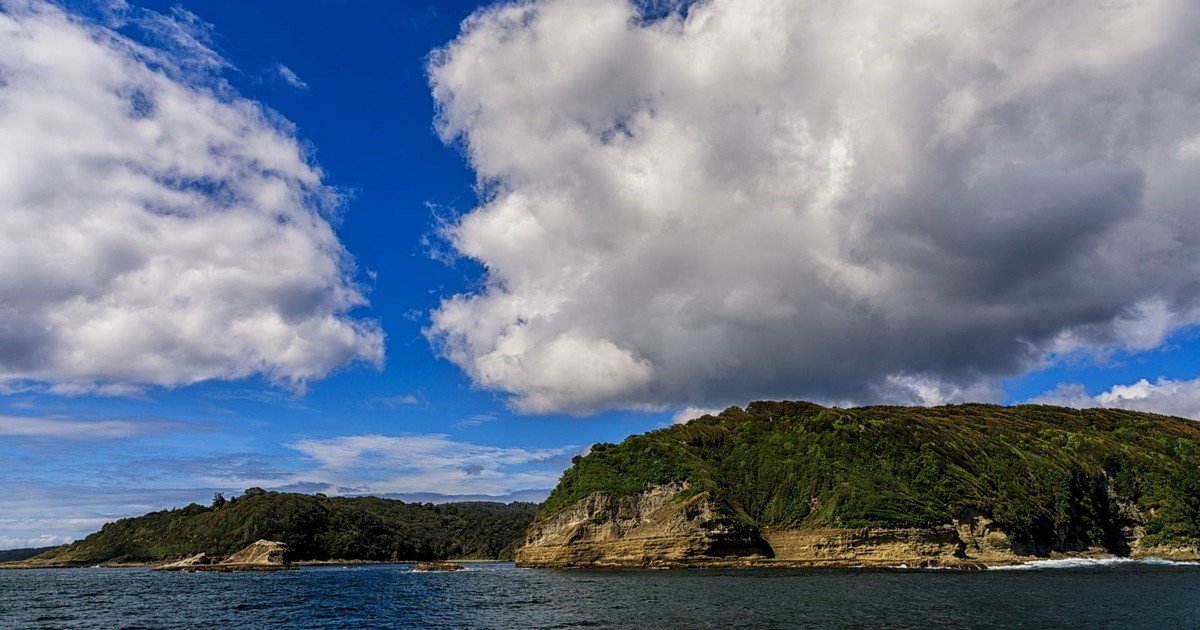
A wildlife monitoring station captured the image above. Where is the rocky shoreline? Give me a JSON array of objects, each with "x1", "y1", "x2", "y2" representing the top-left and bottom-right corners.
[{"x1": 514, "y1": 485, "x2": 1200, "y2": 570}]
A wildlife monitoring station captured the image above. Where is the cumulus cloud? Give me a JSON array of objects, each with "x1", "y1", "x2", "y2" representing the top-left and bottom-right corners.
[
  {"x1": 1032, "y1": 377, "x2": 1200, "y2": 420},
  {"x1": 427, "y1": 0, "x2": 1200, "y2": 413},
  {"x1": 287, "y1": 434, "x2": 573, "y2": 495},
  {"x1": 0, "y1": 1, "x2": 382, "y2": 393}
]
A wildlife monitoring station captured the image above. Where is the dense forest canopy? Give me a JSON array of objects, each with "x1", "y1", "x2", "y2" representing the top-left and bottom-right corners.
[
  {"x1": 31, "y1": 491, "x2": 537, "y2": 564},
  {"x1": 542, "y1": 402, "x2": 1200, "y2": 554}
]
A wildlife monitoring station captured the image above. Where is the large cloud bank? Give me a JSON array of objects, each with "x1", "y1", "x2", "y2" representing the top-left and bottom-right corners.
[
  {"x1": 428, "y1": 0, "x2": 1200, "y2": 413},
  {"x1": 0, "y1": 1, "x2": 382, "y2": 393}
]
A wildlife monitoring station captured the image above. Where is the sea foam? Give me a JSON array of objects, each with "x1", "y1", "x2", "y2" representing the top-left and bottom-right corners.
[{"x1": 990, "y1": 557, "x2": 1200, "y2": 570}]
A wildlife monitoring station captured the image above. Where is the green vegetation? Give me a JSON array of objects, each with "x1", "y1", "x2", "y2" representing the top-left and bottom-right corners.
[
  {"x1": 32, "y1": 491, "x2": 536, "y2": 564},
  {"x1": 541, "y1": 402, "x2": 1200, "y2": 555}
]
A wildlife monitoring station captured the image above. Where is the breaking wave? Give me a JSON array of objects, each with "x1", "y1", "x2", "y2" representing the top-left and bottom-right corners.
[{"x1": 990, "y1": 557, "x2": 1200, "y2": 570}]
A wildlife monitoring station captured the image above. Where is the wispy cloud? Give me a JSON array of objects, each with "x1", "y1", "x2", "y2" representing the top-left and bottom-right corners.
[
  {"x1": 452, "y1": 413, "x2": 496, "y2": 429},
  {"x1": 370, "y1": 393, "x2": 423, "y2": 408},
  {"x1": 0, "y1": 415, "x2": 195, "y2": 439},
  {"x1": 0, "y1": 534, "x2": 73, "y2": 550},
  {"x1": 274, "y1": 63, "x2": 309, "y2": 90},
  {"x1": 287, "y1": 434, "x2": 573, "y2": 496}
]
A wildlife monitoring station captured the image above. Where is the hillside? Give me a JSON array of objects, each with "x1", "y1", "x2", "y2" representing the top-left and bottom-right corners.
[
  {"x1": 22, "y1": 490, "x2": 537, "y2": 565},
  {"x1": 0, "y1": 547, "x2": 56, "y2": 563},
  {"x1": 519, "y1": 402, "x2": 1200, "y2": 568}
]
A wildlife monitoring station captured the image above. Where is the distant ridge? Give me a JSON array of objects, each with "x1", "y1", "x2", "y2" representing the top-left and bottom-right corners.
[
  {"x1": 378, "y1": 489, "x2": 551, "y2": 504},
  {"x1": 0, "y1": 547, "x2": 57, "y2": 563},
  {"x1": 14, "y1": 490, "x2": 536, "y2": 566}
]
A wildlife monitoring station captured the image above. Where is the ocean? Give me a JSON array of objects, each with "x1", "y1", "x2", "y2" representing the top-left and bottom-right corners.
[{"x1": 1, "y1": 559, "x2": 1198, "y2": 628}]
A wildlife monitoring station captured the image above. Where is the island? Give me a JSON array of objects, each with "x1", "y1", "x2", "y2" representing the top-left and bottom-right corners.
[
  {"x1": 4, "y1": 491, "x2": 536, "y2": 568},
  {"x1": 516, "y1": 401, "x2": 1200, "y2": 569}
]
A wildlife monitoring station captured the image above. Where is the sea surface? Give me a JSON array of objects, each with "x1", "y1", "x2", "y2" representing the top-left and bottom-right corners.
[{"x1": 2, "y1": 559, "x2": 1199, "y2": 628}]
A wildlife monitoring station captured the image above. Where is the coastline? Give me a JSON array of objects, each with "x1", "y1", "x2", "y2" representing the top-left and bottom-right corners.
[{"x1": 0, "y1": 558, "x2": 514, "y2": 571}]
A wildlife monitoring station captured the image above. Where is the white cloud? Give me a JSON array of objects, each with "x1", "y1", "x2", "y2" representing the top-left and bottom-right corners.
[
  {"x1": 452, "y1": 412, "x2": 496, "y2": 428},
  {"x1": 371, "y1": 393, "x2": 421, "y2": 407},
  {"x1": 0, "y1": 1, "x2": 382, "y2": 393},
  {"x1": 671, "y1": 406, "x2": 721, "y2": 425},
  {"x1": 1031, "y1": 377, "x2": 1200, "y2": 420},
  {"x1": 275, "y1": 63, "x2": 308, "y2": 90},
  {"x1": 0, "y1": 414, "x2": 192, "y2": 439},
  {"x1": 428, "y1": 0, "x2": 1200, "y2": 413},
  {"x1": 286, "y1": 434, "x2": 573, "y2": 496},
  {"x1": 0, "y1": 534, "x2": 73, "y2": 550}
]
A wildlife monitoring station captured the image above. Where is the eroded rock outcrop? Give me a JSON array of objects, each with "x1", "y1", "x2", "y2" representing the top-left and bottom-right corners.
[
  {"x1": 152, "y1": 553, "x2": 215, "y2": 571},
  {"x1": 515, "y1": 483, "x2": 770, "y2": 568},
  {"x1": 221, "y1": 539, "x2": 287, "y2": 566},
  {"x1": 414, "y1": 561, "x2": 466, "y2": 571},
  {"x1": 515, "y1": 490, "x2": 1166, "y2": 569},
  {"x1": 759, "y1": 517, "x2": 1022, "y2": 568},
  {"x1": 155, "y1": 540, "x2": 292, "y2": 572}
]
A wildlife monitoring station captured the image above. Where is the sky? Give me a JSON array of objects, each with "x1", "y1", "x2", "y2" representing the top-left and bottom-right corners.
[{"x1": 1, "y1": 0, "x2": 1199, "y2": 549}]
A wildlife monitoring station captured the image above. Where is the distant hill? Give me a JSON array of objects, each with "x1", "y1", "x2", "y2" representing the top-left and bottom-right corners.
[
  {"x1": 27, "y1": 490, "x2": 537, "y2": 565},
  {"x1": 519, "y1": 402, "x2": 1200, "y2": 568},
  {"x1": 0, "y1": 546, "x2": 57, "y2": 563}
]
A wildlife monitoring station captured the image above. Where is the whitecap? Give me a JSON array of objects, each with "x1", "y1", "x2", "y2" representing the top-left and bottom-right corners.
[{"x1": 990, "y1": 557, "x2": 1200, "y2": 570}]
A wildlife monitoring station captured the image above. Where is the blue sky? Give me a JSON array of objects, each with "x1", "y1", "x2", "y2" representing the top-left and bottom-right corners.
[{"x1": 2, "y1": 0, "x2": 1200, "y2": 548}]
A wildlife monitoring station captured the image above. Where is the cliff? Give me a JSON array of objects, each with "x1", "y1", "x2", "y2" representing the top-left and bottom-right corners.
[
  {"x1": 517, "y1": 483, "x2": 769, "y2": 567},
  {"x1": 517, "y1": 402, "x2": 1200, "y2": 568}
]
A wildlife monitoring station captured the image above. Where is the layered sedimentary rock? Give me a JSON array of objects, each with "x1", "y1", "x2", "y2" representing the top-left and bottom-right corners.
[
  {"x1": 516, "y1": 484, "x2": 770, "y2": 568},
  {"x1": 413, "y1": 561, "x2": 466, "y2": 571},
  {"x1": 516, "y1": 486, "x2": 1171, "y2": 568},
  {"x1": 152, "y1": 553, "x2": 215, "y2": 570},
  {"x1": 758, "y1": 518, "x2": 1021, "y2": 567},
  {"x1": 155, "y1": 540, "x2": 291, "y2": 572}
]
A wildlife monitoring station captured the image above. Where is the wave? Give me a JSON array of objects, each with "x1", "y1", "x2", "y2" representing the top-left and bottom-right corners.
[{"x1": 990, "y1": 557, "x2": 1200, "y2": 571}]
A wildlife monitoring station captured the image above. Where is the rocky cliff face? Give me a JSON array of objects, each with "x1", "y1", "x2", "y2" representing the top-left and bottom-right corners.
[
  {"x1": 758, "y1": 517, "x2": 1021, "y2": 568},
  {"x1": 516, "y1": 486, "x2": 1200, "y2": 569},
  {"x1": 515, "y1": 484, "x2": 770, "y2": 568}
]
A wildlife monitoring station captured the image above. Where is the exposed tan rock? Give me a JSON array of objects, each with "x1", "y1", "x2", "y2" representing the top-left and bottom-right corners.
[
  {"x1": 516, "y1": 487, "x2": 1200, "y2": 569},
  {"x1": 1130, "y1": 541, "x2": 1200, "y2": 561},
  {"x1": 157, "y1": 540, "x2": 293, "y2": 572},
  {"x1": 221, "y1": 540, "x2": 287, "y2": 566},
  {"x1": 515, "y1": 484, "x2": 769, "y2": 568},
  {"x1": 414, "y1": 561, "x2": 466, "y2": 571},
  {"x1": 152, "y1": 553, "x2": 215, "y2": 571},
  {"x1": 759, "y1": 518, "x2": 1024, "y2": 567}
]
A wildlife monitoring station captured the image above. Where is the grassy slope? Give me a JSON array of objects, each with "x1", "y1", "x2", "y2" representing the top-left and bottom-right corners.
[
  {"x1": 541, "y1": 402, "x2": 1200, "y2": 554},
  {"x1": 33, "y1": 491, "x2": 537, "y2": 564}
]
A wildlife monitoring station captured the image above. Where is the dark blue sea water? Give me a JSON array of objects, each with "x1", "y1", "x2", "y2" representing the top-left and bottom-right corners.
[{"x1": 2, "y1": 559, "x2": 1199, "y2": 628}]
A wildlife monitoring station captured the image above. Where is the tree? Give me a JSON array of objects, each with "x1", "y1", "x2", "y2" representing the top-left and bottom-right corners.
[{"x1": 212, "y1": 493, "x2": 226, "y2": 508}]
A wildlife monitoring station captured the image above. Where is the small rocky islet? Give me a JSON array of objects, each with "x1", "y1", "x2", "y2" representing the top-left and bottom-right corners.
[
  {"x1": 154, "y1": 540, "x2": 292, "y2": 572},
  {"x1": 413, "y1": 561, "x2": 466, "y2": 572}
]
